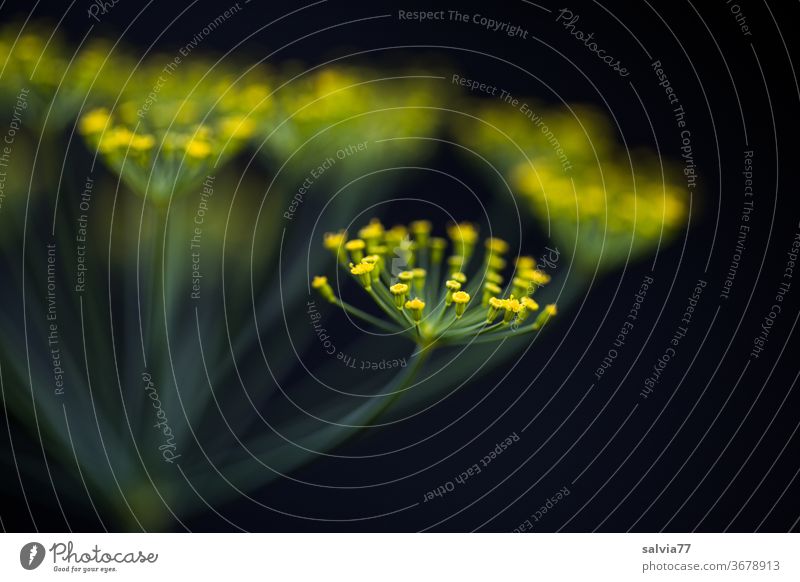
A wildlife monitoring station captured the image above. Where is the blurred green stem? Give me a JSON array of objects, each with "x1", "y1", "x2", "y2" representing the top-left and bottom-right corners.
[{"x1": 184, "y1": 348, "x2": 428, "y2": 502}]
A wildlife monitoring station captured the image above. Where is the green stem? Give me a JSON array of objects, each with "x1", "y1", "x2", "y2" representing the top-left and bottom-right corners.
[
  {"x1": 197, "y1": 349, "x2": 430, "y2": 497},
  {"x1": 366, "y1": 287, "x2": 408, "y2": 327},
  {"x1": 444, "y1": 322, "x2": 539, "y2": 346},
  {"x1": 432, "y1": 297, "x2": 451, "y2": 326},
  {"x1": 445, "y1": 320, "x2": 502, "y2": 339},
  {"x1": 333, "y1": 299, "x2": 401, "y2": 333},
  {"x1": 364, "y1": 346, "x2": 430, "y2": 424}
]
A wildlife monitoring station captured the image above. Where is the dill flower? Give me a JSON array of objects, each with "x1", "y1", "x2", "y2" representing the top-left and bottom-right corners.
[
  {"x1": 512, "y1": 154, "x2": 688, "y2": 271},
  {"x1": 349, "y1": 261, "x2": 375, "y2": 290},
  {"x1": 404, "y1": 297, "x2": 426, "y2": 322},
  {"x1": 0, "y1": 25, "x2": 116, "y2": 131},
  {"x1": 273, "y1": 65, "x2": 444, "y2": 154},
  {"x1": 359, "y1": 218, "x2": 385, "y2": 248},
  {"x1": 410, "y1": 220, "x2": 433, "y2": 246},
  {"x1": 430, "y1": 237, "x2": 448, "y2": 263},
  {"x1": 533, "y1": 304, "x2": 558, "y2": 330},
  {"x1": 79, "y1": 110, "x2": 215, "y2": 203},
  {"x1": 312, "y1": 218, "x2": 558, "y2": 347},
  {"x1": 501, "y1": 297, "x2": 523, "y2": 323},
  {"x1": 312, "y1": 276, "x2": 335, "y2": 302},
  {"x1": 411, "y1": 268, "x2": 427, "y2": 292},
  {"x1": 389, "y1": 283, "x2": 409, "y2": 309},
  {"x1": 344, "y1": 239, "x2": 366, "y2": 262},
  {"x1": 445, "y1": 279, "x2": 462, "y2": 305},
  {"x1": 447, "y1": 222, "x2": 479, "y2": 258},
  {"x1": 487, "y1": 297, "x2": 504, "y2": 323},
  {"x1": 262, "y1": 65, "x2": 449, "y2": 195},
  {"x1": 324, "y1": 230, "x2": 347, "y2": 249},
  {"x1": 483, "y1": 282, "x2": 502, "y2": 306},
  {"x1": 451, "y1": 291, "x2": 470, "y2": 318},
  {"x1": 451, "y1": 272, "x2": 467, "y2": 284},
  {"x1": 77, "y1": 56, "x2": 273, "y2": 204},
  {"x1": 485, "y1": 271, "x2": 504, "y2": 285},
  {"x1": 518, "y1": 297, "x2": 540, "y2": 322},
  {"x1": 516, "y1": 256, "x2": 536, "y2": 270},
  {"x1": 455, "y1": 100, "x2": 689, "y2": 274},
  {"x1": 485, "y1": 237, "x2": 510, "y2": 255}
]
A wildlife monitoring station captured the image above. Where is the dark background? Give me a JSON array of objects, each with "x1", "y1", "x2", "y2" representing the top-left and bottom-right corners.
[{"x1": 1, "y1": 0, "x2": 799, "y2": 532}]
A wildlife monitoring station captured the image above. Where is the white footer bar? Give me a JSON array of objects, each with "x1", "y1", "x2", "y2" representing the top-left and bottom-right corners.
[{"x1": 1, "y1": 533, "x2": 797, "y2": 580}]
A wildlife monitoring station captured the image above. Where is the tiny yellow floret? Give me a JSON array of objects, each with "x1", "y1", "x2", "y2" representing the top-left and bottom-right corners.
[
  {"x1": 311, "y1": 275, "x2": 335, "y2": 302},
  {"x1": 404, "y1": 297, "x2": 426, "y2": 322},
  {"x1": 345, "y1": 238, "x2": 366, "y2": 262},
  {"x1": 324, "y1": 230, "x2": 347, "y2": 250},
  {"x1": 350, "y1": 261, "x2": 375, "y2": 289},
  {"x1": 390, "y1": 282, "x2": 409, "y2": 309},
  {"x1": 185, "y1": 138, "x2": 212, "y2": 158},
  {"x1": 485, "y1": 237, "x2": 509, "y2": 254},
  {"x1": 452, "y1": 291, "x2": 470, "y2": 318},
  {"x1": 79, "y1": 108, "x2": 111, "y2": 134}
]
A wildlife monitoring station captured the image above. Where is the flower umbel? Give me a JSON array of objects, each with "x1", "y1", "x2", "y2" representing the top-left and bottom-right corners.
[
  {"x1": 77, "y1": 59, "x2": 273, "y2": 204},
  {"x1": 313, "y1": 219, "x2": 557, "y2": 347}
]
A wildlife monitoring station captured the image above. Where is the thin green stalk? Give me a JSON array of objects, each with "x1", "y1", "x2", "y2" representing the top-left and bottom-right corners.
[
  {"x1": 364, "y1": 346, "x2": 430, "y2": 423},
  {"x1": 366, "y1": 287, "x2": 408, "y2": 327},
  {"x1": 451, "y1": 307, "x2": 488, "y2": 327},
  {"x1": 446, "y1": 319, "x2": 500, "y2": 338},
  {"x1": 444, "y1": 322, "x2": 539, "y2": 346},
  {"x1": 333, "y1": 299, "x2": 402, "y2": 333},
  {"x1": 200, "y1": 349, "x2": 430, "y2": 497}
]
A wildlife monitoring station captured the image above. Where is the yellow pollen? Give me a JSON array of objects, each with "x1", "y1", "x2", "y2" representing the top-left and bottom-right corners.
[
  {"x1": 79, "y1": 108, "x2": 110, "y2": 134},
  {"x1": 516, "y1": 256, "x2": 536, "y2": 270},
  {"x1": 350, "y1": 262, "x2": 374, "y2": 276},
  {"x1": 521, "y1": 269, "x2": 551, "y2": 285},
  {"x1": 485, "y1": 237, "x2": 509, "y2": 254},
  {"x1": 324, "y1": 230, "x2": 347, "y2": 250},
  {"x1": 185, "y1": 138, "x2": 212, "y2": 158},
  {"x1": 489, "y1": 297, "x2": 504, "y2": 309},
  {"x1": 358, "y1": 218, "x2": 384, "y2": 240},
  {"x1": 390, "y1": 283, "x2": 408, "y2": 295},
  {"x1": 447, "y1": 222, "x2": 479, "y2": 244},
  {"x1": 130, "y1": 134, "x2": 155, "y2": 151},
  {"x1": 405, "y1": 298, "x2": 425, "y2": 310},
  {"x1": 452, "y1": 291, "x2": 470, "y2": 304},
  {"x1": 344, "y1": 239, "x2": 366, "y2": 251},
  {"x1": 410, "y1": 220, "x2": 432, "y2": 234},
  {"x1": 484, "y1": 282, "x2": 501, "y2": 295},
  {"x1": 219, "y1": 116, "x2": 256, "y2": 139}
]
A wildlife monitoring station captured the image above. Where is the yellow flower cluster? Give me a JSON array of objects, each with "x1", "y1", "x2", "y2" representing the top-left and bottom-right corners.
[
  {"x1": 77, "y1": 61, "x2": 273, "y2": 203},
  {"x1": 0, "y1": 25, "x2": 76, "y2": 131},
  {"x1": 281, "y1": 66, "x2": 441, "y2": 132},
  {"x1": 515, "y1": 155, "x2": 687, "y2": 228},
  {"x1": 455, "y1": 101, "x2": 689, "y2": 272},
  {"x1": 313, "y1": 218, "x2": 557, "y2": 347},
  {"x1": 0, "y1": 26, "x2": 145, "y2": 132},
  {"x1": 269, "y1": 65, "x2": 447, "y2": 170},
  {"x1": 3, "y1": 23, "x2": 689, "y2": 278}
]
